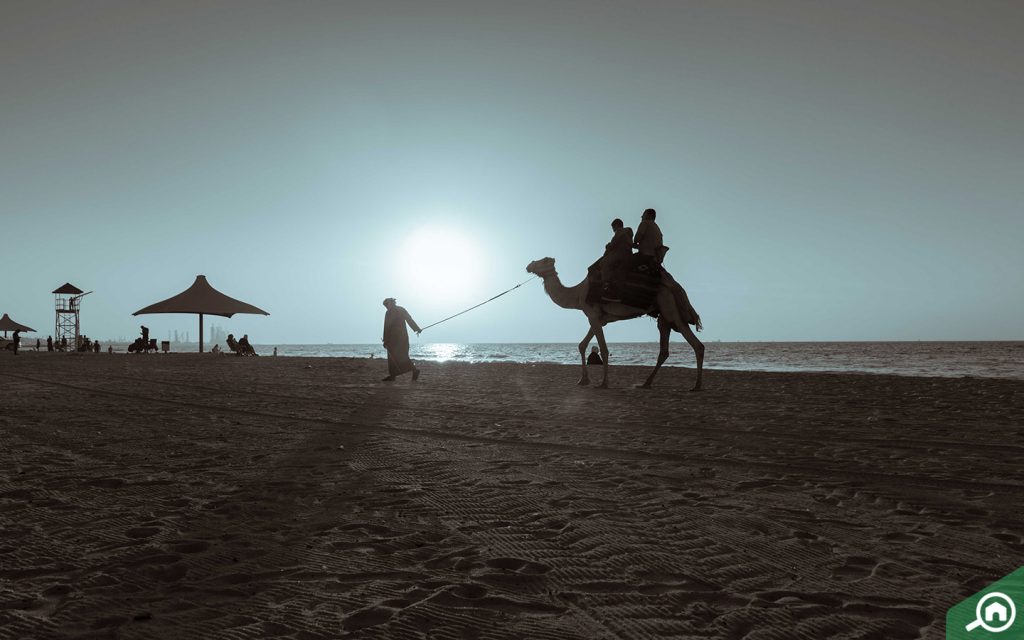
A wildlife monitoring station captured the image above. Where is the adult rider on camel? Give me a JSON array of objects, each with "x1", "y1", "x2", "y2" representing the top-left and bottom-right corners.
[
  {"x1": 600, "y1": 218, "x2": 633, "y2": 302},
  {"x1": 634, "y1": 208, "x2": 667, "y2": 263}
]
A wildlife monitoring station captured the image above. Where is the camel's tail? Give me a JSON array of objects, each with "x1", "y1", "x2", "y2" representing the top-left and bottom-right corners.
[
  {"x1": 675, "y1": 285, "x2": 702, "y2": 332},
  {"x1": 663, "y1": 272, "x2": 702, "y2": 332}
]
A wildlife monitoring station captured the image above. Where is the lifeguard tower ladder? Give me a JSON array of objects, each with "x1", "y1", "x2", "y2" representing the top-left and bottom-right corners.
[{"x1": 53, "y1": 283, "x2": 91, "y2": 350}]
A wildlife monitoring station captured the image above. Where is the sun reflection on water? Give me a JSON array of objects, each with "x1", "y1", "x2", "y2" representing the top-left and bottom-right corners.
[{"x1": 420, "y1": 343, "x2": 463, "y2": 362}]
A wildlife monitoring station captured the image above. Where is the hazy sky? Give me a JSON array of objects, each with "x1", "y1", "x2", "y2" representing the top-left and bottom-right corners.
[{"x1": 3, "y1": 1, "x2": 1021, "y2": 344}]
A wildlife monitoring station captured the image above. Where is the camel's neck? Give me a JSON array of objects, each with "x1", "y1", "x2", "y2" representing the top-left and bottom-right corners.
[{"x1": 541, "y1": 271, "x2": 587, "y2": 310}]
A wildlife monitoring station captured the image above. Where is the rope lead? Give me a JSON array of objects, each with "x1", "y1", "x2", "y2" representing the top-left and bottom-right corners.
[{"x1": 419, "y1": 276, "x2": 538, "y2": 332}]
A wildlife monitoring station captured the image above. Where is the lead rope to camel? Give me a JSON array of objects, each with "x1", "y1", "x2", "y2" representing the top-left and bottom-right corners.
[{"x1": 418, "y1": 275, "x2": 540, "y2": 333}]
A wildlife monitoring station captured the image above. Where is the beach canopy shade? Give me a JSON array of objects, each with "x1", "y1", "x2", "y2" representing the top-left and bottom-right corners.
[
  {"x1": 133, "y1": 275, "x2": 269, "y2": 352},
  {"x1": 0, "y1": 313, "x2": 35, "y2": 336}
]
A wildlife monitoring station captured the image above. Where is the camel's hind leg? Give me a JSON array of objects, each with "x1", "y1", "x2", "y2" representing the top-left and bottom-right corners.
[
  {"x1": 577, "y1": 328, "x2": 595, "y2": 385},
  {"x1": 639, "y1": 319, "x2": 672, "y2": 389},
  {"x1": 677, "y1": 322, "x2": 705, "y2": 391}
]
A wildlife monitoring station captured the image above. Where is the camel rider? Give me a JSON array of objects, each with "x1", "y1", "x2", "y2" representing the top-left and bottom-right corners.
[
  {"x1": 600, "y1": 218, "x2": 633, "y2": 301},
  {"x1": 634, "y1": 208, "x2": 668, "y2": 263}
]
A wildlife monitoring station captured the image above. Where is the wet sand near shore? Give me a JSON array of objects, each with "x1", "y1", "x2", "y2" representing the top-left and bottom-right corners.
[{"x1": 1, "y1": 353, "x2": 1021, "y2": 639}]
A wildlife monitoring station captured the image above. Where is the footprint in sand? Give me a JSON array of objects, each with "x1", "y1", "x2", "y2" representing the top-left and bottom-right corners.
[
  {"x1": 474, "y1": 558, "x2": 551, "y2": 590},
  {"x1": 125, "y1": 526, "x2": 161, "y2": 539},
  {"x1": 157, "y1": 563, "x2": 188, "y2": 582},
  {"x1": 381, "y1": 586, "x2": 435, "y2": 608},
  {"x1": 733, "y1": 477, "x2": 779, "y2": 491},
  {"x1": 0, "y1": 489, "x2": 34, "y2": 501},
  {"x1": 91, "y1": 615, "x2": 130, "y2": 630},
  {"x1": 841, "y1": 601, "x2": 934, "y2": 637},
  {"x1": 342, "y1": 606, "x2": 394, "y2": 631},
  {"x1": 760, "y1": 590, "x2": 842, "y2": 606},
  {"x1": 451, "y1": 583, "x2": 488, "y2": 599},
  {"x1": 16, "y1": 585, "x2": 74, "y2": 618},
  {"x1": 484, "y1": 557, "x2": 551, "y2": 575},
  {"x1": 991, "y1": 532, "x2": 1023, "y2": 547},
  {"x1": 167, "y1": 539, "x2": 209, "y2": 554},
  {"x1": 84, "y1": 478, "x2": 126, "y2": 489},
  {"x1": 789, "y1": 529, "x2": 822, "y2": 542},
  {"x1": 429, "y1": 587, "x2": 565, "y2": 616},
  {"x1": 882, "y1": 531, "x2": 921, "y2": 543},
  {"x1": 640, "y1": 573, "x2": 723, "y2": 596},
  {"x1": 532, "y1": 519, "x2": 569, "y2": 540},
  {"x1": 831, "y1": 556, "x2": 878, "y2": 581}
]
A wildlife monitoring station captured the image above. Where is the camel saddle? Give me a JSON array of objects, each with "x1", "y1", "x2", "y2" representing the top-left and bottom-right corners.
[{"x1": 587, "y1": 254, "x2": 662, "y2": 309}]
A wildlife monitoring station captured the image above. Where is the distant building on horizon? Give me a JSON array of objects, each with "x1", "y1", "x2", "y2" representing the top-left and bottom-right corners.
[{"x1": 208, "y1": 324, "x2": 226, "y2": 347}]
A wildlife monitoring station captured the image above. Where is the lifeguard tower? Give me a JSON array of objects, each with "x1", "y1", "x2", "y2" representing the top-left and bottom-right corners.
[{"x1": 53, "y1": 283, "x2": 91, "y2": 349}]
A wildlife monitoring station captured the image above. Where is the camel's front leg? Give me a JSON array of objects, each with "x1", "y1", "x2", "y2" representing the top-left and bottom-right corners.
[
  {"x1": 678, "y1": 322, "x2": 705, "y2": 391},
  {"x1": 593, "y1": 323, "x2": 610, "y2": 389},
  {"x1": 639, "y1": 320, "x2": 671, "y2": 389},
  {"x1": 577, "y1": 328, "x2": 595, "y2": 385}
]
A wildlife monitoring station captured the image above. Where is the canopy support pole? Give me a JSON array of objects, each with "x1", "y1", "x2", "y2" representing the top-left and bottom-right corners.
[{"x1": 199, "y1": 313, "x2": 204, "y2": 353}]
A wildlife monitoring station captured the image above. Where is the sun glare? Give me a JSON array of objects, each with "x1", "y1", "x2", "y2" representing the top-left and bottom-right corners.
[{"x1": 396, "y1": 228, "x2": 485, "y2": 306}]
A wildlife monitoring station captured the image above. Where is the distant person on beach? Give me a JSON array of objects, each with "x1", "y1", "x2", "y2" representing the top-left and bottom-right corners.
[
  {"x1": 226, "y1": 334, "x2": 238, "y2": 353},
  {"x1": 237, "y1": 334, "x2": 257, "y2": 356},
  {"x1": 587, "y1": 346, "x2": 603, "y2": 365},
  {"x1": 601, "y1": 218, "x2": 634, "y2": 302},
  {"x1": 634, "y1": 208, "x2": 667, "y2": 263},
  {"x1": 60, "y1": 337, "x2": 68, "y2": 351},
  {"x1": 381, "y1": 298, "x2": 421, "y2": 382},
  {"x1": 47, "y1": 336, "x2": 53, "y2": 352},
  {"x1": 7, "y1": 330, "x2": 21, "y2": 355},
  {"x1": 211, "y1": 343, "x2": 221, "y2": 354},
  {"x1": 93, "y1": 340, "x2": 101, "y2": 354},
  {"x1": 140, "y1": 326, "x2": 150, "y2": 352}
]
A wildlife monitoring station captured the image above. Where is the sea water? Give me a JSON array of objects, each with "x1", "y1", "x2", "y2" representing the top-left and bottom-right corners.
[{"x1": 250, "y1": 342, "x2": 1023, "y2": 381}]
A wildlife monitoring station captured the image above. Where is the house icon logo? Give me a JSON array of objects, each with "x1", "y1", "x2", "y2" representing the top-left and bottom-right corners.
[
  {"x1": 965, "y1": 593, "x2": 1015, "y2": 633},
  {"x1": 985, "y1": 599, "x2": 1009, "y2": 623},
  {"x1": 948, "y1": 568, "x2": 1024, "y2": 638}
]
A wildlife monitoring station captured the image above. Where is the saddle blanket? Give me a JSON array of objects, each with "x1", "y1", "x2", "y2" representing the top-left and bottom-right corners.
[{"x1": 587, "y1": 254, "x2": 662, "y2": 308}]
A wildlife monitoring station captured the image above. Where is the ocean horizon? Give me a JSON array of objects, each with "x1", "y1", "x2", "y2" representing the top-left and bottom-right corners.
[{"x1": 104, "y1": 340, "x2": 1024, "y2": 381}]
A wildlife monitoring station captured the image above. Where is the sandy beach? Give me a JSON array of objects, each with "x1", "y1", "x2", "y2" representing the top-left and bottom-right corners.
[{"x1": 1, "y1": 353, "x2": 1021, "y2": 639}]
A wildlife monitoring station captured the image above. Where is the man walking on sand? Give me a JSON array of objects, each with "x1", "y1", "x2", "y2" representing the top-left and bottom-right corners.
[{"x1": 381, "y1": 298, "x2": 421, "y2": 382}]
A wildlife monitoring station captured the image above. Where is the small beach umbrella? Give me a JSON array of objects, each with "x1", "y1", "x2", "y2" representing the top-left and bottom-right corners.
[
  {"x1": 133, "y1": 275, "x2": 269, "y2": 352},
  {"x1": 0, "y1": 313, "x2": 35, "y2": 338}
]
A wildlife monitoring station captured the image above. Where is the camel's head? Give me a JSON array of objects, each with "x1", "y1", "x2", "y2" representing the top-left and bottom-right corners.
[{"x1": 526, "y1": 257, "x2": 557, "y2": 278}]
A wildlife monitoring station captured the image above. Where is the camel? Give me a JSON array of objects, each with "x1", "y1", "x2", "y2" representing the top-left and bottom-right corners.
[{"x1": 525, "y1": 257, "x2": 704, "y2": 391}]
